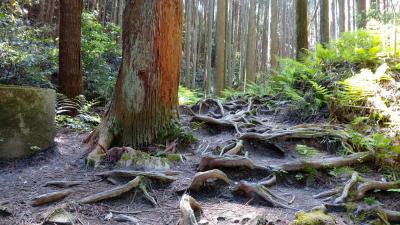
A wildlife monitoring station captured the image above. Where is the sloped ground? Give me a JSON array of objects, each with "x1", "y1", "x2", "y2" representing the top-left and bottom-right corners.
[{"x1": 0, "y1": 102, "x2": 399, "y2": 225}]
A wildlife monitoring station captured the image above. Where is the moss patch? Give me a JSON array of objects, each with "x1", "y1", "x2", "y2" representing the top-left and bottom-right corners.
[{"x1": 291, "y1": 210, "x2": 336, "y2": 225}]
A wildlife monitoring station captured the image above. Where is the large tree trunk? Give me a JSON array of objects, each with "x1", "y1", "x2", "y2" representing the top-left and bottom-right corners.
[
  {"x1": 296, "y1": 0, "x2": 308, "y2": 60},
  {"x1": 59, "y1": 0, "x2": 83, "y2": 98},
  {"x1": 215, "y1": 0, "x2": 227, "y2": 96},
  {"x1": 270, "y1": 0, "x2": 280, "y2": 68},
  {"x1": 87, "y1": 0, "x2": 183, "y2": 164},
  {"x1": 319, "y1": 0, "x2": 329, "y2": 45},
  {"x1": 245, "y1": 0, "x2": 256, "y2": 83}
]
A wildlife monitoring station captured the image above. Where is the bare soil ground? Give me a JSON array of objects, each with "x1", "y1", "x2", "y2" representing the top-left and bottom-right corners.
[{"x1": 0, "y1": 110, "x2": 399, "y2": 225}]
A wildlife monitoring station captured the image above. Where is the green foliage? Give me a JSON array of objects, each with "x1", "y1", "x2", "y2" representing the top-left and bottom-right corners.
[
  {"x1": 316, "y1": 30, "x2": 381, "y2": 65},
  {"x1": 364, "y1": 197, "x2": 379, "y2": 206},
  {"x1": 158, "y1": 121, "x2": 197, "y2": 146},
  {"x1": 81, "y1": 12, "x2": 121, "y2": 101},
  {"x1": 296, "y1": 145, "x2": 319, "y2": 158},
  {"x1": 178, "y1": 86, "x2": 202, "y2": 105},
  {"x1": 329, "y1": 167, "x2": 354, "y2": 177},
  {"x1": 0, "y1": 13, "x2": 57, "y2": 88},
  {"x1": 56, "y1": 95, "x2": 100, "y2": 131}
]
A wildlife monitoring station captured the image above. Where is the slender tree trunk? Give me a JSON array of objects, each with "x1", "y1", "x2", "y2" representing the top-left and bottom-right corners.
[
  {"x1": 357, "y1": 0, "x2": 367, "y2": 29},
  {"x1": 245, "y1": 0, "x2": 256, "y2": 83},
  {"x1": 330, "y1": 0, "x2": 336, "y2": 39},
  {"x1": 296, "y1": 0, "x2": 308, "y2": 60},
  {"x1": 216, "y1": 0, "x2": 227, "y2": 96},
  {"x1": 270, "y1": 0, "x2": 280, "y2": 68},
  {"x1": 339, "y1": 0, "x2": 345, "y2": 34},
  {"x1": 204, "y1": 0, "x2": 214, "y2": 97},
  {"x1": 347, "y1": 0, "x2": 352, "y2": 31},
  {"x1": 319, "y1": 0, "x2": 329, "y2": 45},
  {"x1": 87, "y1": 0, "x2": 183, "y2": 164},
  {"x1": 184, "y1": 0, "x2": 192, "y2": 88},
  {"x1": 59, "y1": 0, "x2": 83, "y2": 98},
  {"x1": 191, "y1": 0, "x2": 199, "y2": 88},
  {"x1": 261, "y1": 0, "x2": 270, "y2": 73}
]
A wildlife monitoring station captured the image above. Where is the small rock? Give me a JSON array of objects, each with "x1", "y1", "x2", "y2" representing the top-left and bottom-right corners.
[
  {"x1": 291, "y1": 210, "x2": 336, "y2": 225},
  {"x1": 198, "y1": 219, "x2": 209, "y2": 225},
  {"x1": 113, "y1": 214, "x2": 139, "y2": 223}
]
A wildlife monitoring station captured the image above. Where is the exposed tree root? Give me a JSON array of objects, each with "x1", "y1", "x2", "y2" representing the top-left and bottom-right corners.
[
  {"x1": 354, "y1": 180, "x2": 400, "y2": 201},
  {"x1": 198, "y1": 155, "x2": 259, "y2": 171},
  {"x1": 313, "y1": 189, "x2": 340, "y2": 199},
  {"x1": 79, "y1": 176, "x2": 142, "y2": 204},
  {"x1": 31, "y1": 189, "x2": 73, "y2": 206},
  {"x1": 189, "y1": 169, "x2": 231, "y2": 191},
  {"x1": 139, "y1": 184, "x2": 157, "y2": 206},
  {"x1": 270, "y1": 152, "x2": 374, "y2": 172},
  {"x1": 224, "y1": 140, "x2": 244, "y2": 156},
  {"x1": 178, "y1": 194, "x2": 203, "y2": 225},
  {"x1": 232, "y1": 181, "x2": 296, "y2": 210},
  {"x1": 258, "y1": 174, "x2": 277, "y2": 187},
  {"x1": 191, "y1": 115, "x2": 235, "y2": 128},
  {"x1": 43, "y1": 180, "x2": 85, "y2": 188},
  {"x1": 334, "y1": 172, "x2": 359, "y2": 204},
  {"x1": 95, "y1": 170, "x2": 178, "y2": 183},
  {"x1": 383, "y1": 209, "x2": 400, "y2": 223}
]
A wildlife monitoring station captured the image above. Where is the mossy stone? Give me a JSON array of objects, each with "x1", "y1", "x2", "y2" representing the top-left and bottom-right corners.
[
  {"x1": 291, "y1": 210, "x2": 336, "y2": 225},
  {"x1": 0, "y1": 85, "x2": 55, "y2": 160}
]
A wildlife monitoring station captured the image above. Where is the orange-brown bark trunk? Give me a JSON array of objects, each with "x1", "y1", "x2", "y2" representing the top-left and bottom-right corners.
[{"x1": 87, "y1": 0, "x2": 183, "y2": 161}]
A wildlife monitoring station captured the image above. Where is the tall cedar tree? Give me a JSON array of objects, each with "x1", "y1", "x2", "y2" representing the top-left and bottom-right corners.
[
  {"x1": 296, "y1": 0, "x2": 308, "y2": 60},
  {"x1": 215, "y1": 0, "x2": 227, "y2": 96},
  {"x1": 245, "y1": 0, "x2": 256, "y2": 82},
  {"x1": 357, "y1": 0, "x2": 367, "y2": 29},
  {"x1": 320, "y1": 0, "x2": 330, "y2": 45},
  {"x1": 59, "y1": 0, "x2": 83, "y2": 98},
  {"x1": 270, "y1": 0, "x2": 280, "y2": 68},
  {"x1": 87, "y1": 0, "x2": 183, "y2": 164}
]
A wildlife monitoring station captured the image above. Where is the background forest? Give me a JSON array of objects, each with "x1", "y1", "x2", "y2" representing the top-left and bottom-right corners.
[{"x1": 2, "y1": 0, "x2": 400, "y2": 224}]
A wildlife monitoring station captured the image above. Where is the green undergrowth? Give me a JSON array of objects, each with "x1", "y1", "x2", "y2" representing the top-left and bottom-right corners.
[
  {"x1": 179, "y1": 86, "x2": 203, "y2": 105},
  {"x1": 157, "y1": 121, "x2": 197, "y2": 146},
  {"x1": 55, "y1": 94, "x2": 101, "y2": 131}
]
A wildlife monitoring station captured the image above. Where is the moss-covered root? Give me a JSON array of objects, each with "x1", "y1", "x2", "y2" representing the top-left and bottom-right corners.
[
  {"x1": 291, "y1": 210, "x2": 336, "y2": 225},
  {"x1": 178, "y1": 194, "x2": 202, "y2": 225}
]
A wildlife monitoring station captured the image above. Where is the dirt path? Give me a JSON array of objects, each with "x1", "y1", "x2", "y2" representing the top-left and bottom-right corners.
[{"x1": 0, "y1": 110, "x2": 399, "y2": 224}]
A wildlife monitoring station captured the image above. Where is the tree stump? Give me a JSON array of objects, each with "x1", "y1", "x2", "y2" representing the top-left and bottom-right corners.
[{"x1": 0, "y1": 85, "x2": 56, "y2": 159}]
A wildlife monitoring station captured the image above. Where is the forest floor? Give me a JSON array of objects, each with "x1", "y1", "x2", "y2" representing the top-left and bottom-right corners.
[{"x1": 0, "y1": 100, "x2": 399, "y2": 225}]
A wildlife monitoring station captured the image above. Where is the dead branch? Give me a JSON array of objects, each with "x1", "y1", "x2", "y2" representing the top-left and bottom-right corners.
[
  {"x1": 354, "y1": 180, "x2": 400, "y2": 201},
  {"x1": 79, "y1": 176, "x2": 141, "y2": 204},
  {"x1": 189, "y1": 169, "x2": 230, "y2": 191},
  {"x1": 224, "y1": 140, "x2": 244, "y2": 155},
  {"x1": 334, "y1": 172, "x2": 359, "y2": 204},
  {"x1": 270, "y1": 152, "x2": 374, "y2": 172},
  {"x1": 232, "y1": 181, "x2": 296, "y2": 210},
  {"x1": 178, "y1": 194, "x2": 203, "y2": 225},
  {"x1": 43, "y1": 180, "x2": 85, "y2": 188},
  {"x1": 31, "y1": 189, "x2": 73, "y2": 206},
  {"x1": 198, "y1": 155, "x2": 257, "y2": 171},
  {"x1": 95, "y1": 170, "x2": 178, "y2": 183}
]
